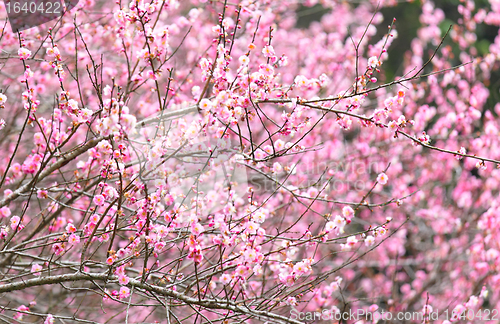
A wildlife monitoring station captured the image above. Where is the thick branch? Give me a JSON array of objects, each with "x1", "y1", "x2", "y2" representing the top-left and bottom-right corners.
[{"x1": 0, "y1": 272, "x2": 303, "y2": 324}]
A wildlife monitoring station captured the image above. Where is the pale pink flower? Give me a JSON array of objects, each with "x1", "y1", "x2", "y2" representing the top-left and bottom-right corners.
[
  {"x1": 10, "y1": 215, "x2": 20, "y2": 230},
  {"x1": 119, "y1": 286, "x2": 130, "y2": 299},
  {"x1": 388, "y1": 120, "x2": 398, "y2": 130},
  {"x1": 78, "y1": 108, "x2": 93, "y2": 123},
  {"x1": 68, "y1": 234, "x2": 80, "y2": 245},
  {"x1": 239, "y1": 55, "x2": 249, "y2": 65},
  {"x1": 0, "y1": 206, "x2": 11, "y2": 218},
  {"x1": 31, "y1": 263, "x2": 42, "y2": 276},
  {"x1": 44, "y1": 314, "x2": 55, "y2": 324},
  {"x1": 346, "y1": 236, "x2": 358, "y2": 246},
  {"x1": 331, "y1": 215, "x2": 346, "y2": 234},
  {"x1": 342, "y1": 206, "x2": 355, "y2": 221},
  {"x1": 325, "y1": 221, "x2": 336, "y2": 233},
  {"x1": 212, "y1": 25, "x2": 222, "y2": 34},
  {"x1": 272, "y1": 162, "x2": 282, "y2": 173},
  {"x1": 368, "y1": 56, "x2": 380, "y2": 68},
  {"x1": 262, "y1": 45, "x2": 275, "y2": 58},
  {"x1": 14, "y1": 305, "x2": 29, "y2": 320},
  {"x1": 0, "y1": 93, "x2": 7, "y2": 105},
  {"x1": 259, "y1": 64, "x2": 274, "y2": 76},
  {"x1": 274, "y1": 139, "x2": 285, "y2": 151},
  {"x1": 191, "y1": 223, "x2": 204, "y2": 236},
  {"x1": 377, "y1": 173, "x2": 388, "y2": 185},
  {"x1": 293, "y1": 261, "x2": 310, "y2": 276},
  {"x1": 253, "y1": 211, "x2": 266, "y2": 223},
  {"x1": 294, "y1": 75, "x2": 309, "y2": 89},
  {"x1": 220, "y1": 273, "x2": 231, "y2": 285},
  {"x1": 235, "y1": 265, "x2": 248, "y2": 277},
  {"x1": 243, "y1": 249, "x2": 257, "y2": 261},
  {"x1": 118, "y1": 275, "x2": 129, "y2": 285},
  {"x1": 90, "y1": 214, "x2": 100, "y2": 224},
  {"x1": 340, "y1": 243, "x2": 351, "y2": 252},
  {"x1": 455, "y1": 147, "x2": 466, "y2": 160},
  {"x1": 37, "y1": 189, "x2": 48, "y2": 198},
  {"x1": 246, "y1": 221, "x2": 259, "y2": 234},
  {"x1": 18, "y1": 48, "x2": 31, "y2": 60},
  {"x1": 199, "y1": 98, "x2": 212, "y2": 110}
]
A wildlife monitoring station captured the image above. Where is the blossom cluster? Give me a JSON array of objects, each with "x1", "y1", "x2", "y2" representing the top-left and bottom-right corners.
[{"x1": 0, "y1": 0, "x2": 499, "y2": 323}]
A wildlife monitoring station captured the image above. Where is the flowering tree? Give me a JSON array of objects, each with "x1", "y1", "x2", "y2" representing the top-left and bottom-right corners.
[{"x1": 1, "y1": 0, "x2": 500, "y2": 323}]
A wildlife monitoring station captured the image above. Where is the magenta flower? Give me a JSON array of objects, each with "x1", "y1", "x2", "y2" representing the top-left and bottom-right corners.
[
  {"x1": 119, "y1": 286, "x2": 130, "y2": 299},
  {"x1": 93, "y1": 194, "x2": 105, "y2": 206}
]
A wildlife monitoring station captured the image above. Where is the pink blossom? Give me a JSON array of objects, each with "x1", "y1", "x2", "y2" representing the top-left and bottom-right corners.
[
  {"x1": 245, "y1": 221, "x2": 259, "y2": 234},
  {"x1": 243, "y1": 249, "x2": 257, "y2": 261},
  {"x1": 0, "y1": 226, "x2": 9, "y2": 239},
  {"x1": 259, "y1": 64, "x2": 274, "y2": 76},
  {"x1": 18, "y1": 48, "x2": 31, "y2": 60},
  {"x1": 220, "y1": 274, "x2": 231, "y2": 285},
  {"x1": 235, "y1": 265, "x2": 248, "y2": 278},
  {"x1": 191, "y1": 222, "x2": 204, "y2": 236},
  {"x1": 199, "y1": 98, "x2": 212, "y2": 110},
  {"x1": 324, "y1": 221, "x2": 336, "y2": 233},
  {"x1": 294, "y1": 75, "x2": 309, "y2": 89},
  {"x1": 262, "y1": 45, "x2": 275, "y2": 58},
  {"x1": 44, "y1": 314, "x2": 55, "y2": 324},
  {"x1": 238, "y1": 55, "x2": 249, "y2": 65},
  {"x1": 346, "y1": 236, "x2": 358, "y2": 246},
  {"x1": 31, "y1": 263, "x2": 42, "y2": 276},
  {"x1": 52, "y1": 243, "x2": 64, "y2": 255},
  {"x1": 0, "y1": 206, "x2": 11, "y2": 218},
  {"x1": 68, "y1": 234, "x2": 80, "y2": 245},
  {"x1": 274, "y1": 139, "x2": 285, "y2": 151},
  {"x1": 0, "y1": 93, "x2": 7, "y2": 105},
  {"x1": 0, "y1": 1, "x2": 499, "y2": 321},
  {"x1": 13, "y1": 305, "x2": 29, "y2": 320},
  {"x1": 118, "y1": 275, "x2": 130, "y2": 285},
  {"x1": 154, "y1": 241, "x2": 166, "y2": 252},
  {"x1": 106, "y1": 256, "x2": 115, "y2": 265},
  {"x1": 272, "y1": 162, "x2": 282, "y2": 173},
  {"x1": 119, "y1": 286, "x2": 130, "y2": 299},
  {"x1": 455, "y1": 147, "x2": 466, "y2": 160},
  {"x1": 10, "y1": 215, "x2": 20, "y2": 230},
  {"x1": 342, "y1": 206, "x2": 355, "y2": 222},
  {"x1": 93, "y1": 194, "x2": 105, "y2": 206},
  {"x1": 89, "y1": 214, "x2": 100, "y2": 224},
  {"x1": 333, "y1": 215, "x2": 346, "y2": 231},
  {"x1": 368, "y1": 56, "x2": 380, "y2": 68},
  {"x1": 66, "y1": 223, "x2": 76, "y2": 233},
  {"x1": 377, "y1": 173, "x2": 388, "y2": 185}
]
